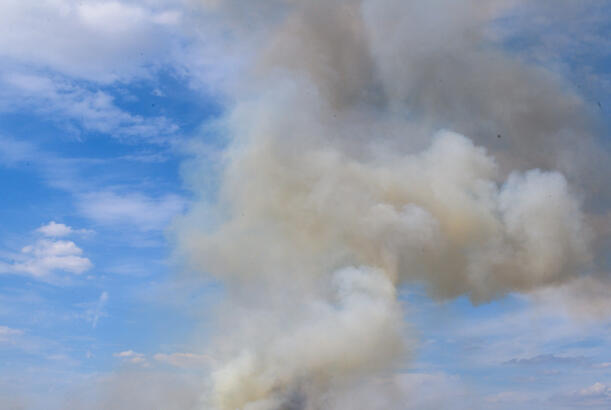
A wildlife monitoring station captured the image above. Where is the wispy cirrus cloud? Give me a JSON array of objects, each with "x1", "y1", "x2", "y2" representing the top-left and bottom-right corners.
[
  {"x1": 0, "y1": 326, "x2": 23, "y2": 344},
  {"x1": 112, "y1": 350, "x2": 213, "y2": 370},
  {"x1": 0, "y1": 134, "x2": 34, "y2": 167},
  {"x1": 88, "y1": 291, "x2": 109, "y2": 329},
  {"x1": 0, "y1": 135, "x2": 188, "y2": 237},
  {"x1": 113, "y1": 350, "x2": 148, "y2": 366},
  {"x1": 0, "y1": 0, "x2": 189, "y2": 147},
  {"x1": 77, "y1": 191, "x2": 186, "y2": 231},
  {"x1": 153, "y1": 352, "x2": 213, "y2": 369},
  {"x1": 504, "y1": 354, "x2": 589, "y2": 367},
  {"x1": 37, "y1": 221, "x2": 93, "y2": 238},
  {"x1": 0, "y1": 72, "x2": 179, "y2": 143}
]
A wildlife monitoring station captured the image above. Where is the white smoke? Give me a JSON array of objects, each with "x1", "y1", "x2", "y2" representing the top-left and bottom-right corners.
[
  {"x1": 173, "y1": 0, "x2": 607, "y2": 408},
  {"x1": 208, "y1": 267, "x2": 405, "y2": 409}
]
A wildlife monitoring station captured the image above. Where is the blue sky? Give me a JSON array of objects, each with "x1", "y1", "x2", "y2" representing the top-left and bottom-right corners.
[{"x1": 0, "y1": 1, "x2": 610, "y2": 409}]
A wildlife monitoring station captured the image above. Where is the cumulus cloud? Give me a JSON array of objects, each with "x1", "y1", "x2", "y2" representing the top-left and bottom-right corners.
[
  {"x1": 0, "y1": 0, "x2": 184, "y2": 83},
  {"x1": 0, "y1": 222, "x2": 92, "y2": 279},
  {"x1": 17, "y1": 239, "x2": 91, "y2": 277},
  {"x1": 6, "y1": 239, "x2": 91, "y2": 278},
  {"x1": 37, "y1": 221, "x2": 73, "y2": 237}
]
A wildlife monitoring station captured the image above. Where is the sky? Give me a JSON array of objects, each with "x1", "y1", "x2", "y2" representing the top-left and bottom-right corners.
[{"x1": 0, "y1": 1, "x2": 610, "y2": 409}]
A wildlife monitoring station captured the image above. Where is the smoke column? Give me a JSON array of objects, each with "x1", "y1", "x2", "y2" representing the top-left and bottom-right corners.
[{"x1": 175, "y1": 1, "x2": 608, "y2": 408}]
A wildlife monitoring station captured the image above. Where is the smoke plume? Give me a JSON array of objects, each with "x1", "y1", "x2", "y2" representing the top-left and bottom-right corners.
[{"x1": 175, "y1": 1, "x2": 608, "y2": 408}]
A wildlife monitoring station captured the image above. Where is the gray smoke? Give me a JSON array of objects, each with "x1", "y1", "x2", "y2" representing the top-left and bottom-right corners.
[{"x1": 175, "y1": 1, "x2": 609, "y2": 408}]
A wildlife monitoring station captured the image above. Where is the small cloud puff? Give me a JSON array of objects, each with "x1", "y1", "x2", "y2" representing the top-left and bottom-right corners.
[
  {"x1": 36, "y1": 221, "x2": 93, "y2": 237},
  {"x1": 0, "y1": 221, "x2": 93, "y2": 279},
  {"x1": 114, "y1": 350, "x2": 148, "y2": 366},
  {"x1": 37, "y1": 221, "x2": 73, "y2": 237},
  {"x1": 15, "y1": 238, "x2": 92, "y2": 277}
]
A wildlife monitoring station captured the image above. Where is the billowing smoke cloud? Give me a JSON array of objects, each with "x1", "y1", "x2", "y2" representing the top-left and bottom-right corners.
[{"x1": 175, "y1": 0, "x2": 608, "y2": 408}]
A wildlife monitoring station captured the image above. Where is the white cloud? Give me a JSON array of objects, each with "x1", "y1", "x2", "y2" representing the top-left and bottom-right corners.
[
  {"x1": 113, "y1": 350, "x2": 140, "y2": 358},
  {"x1": 0, "y1": 72, "x2": 179, "y2": 143},
  {"x1": 580, "y1": 382, "x2": 611, "y2": 397},
  {"x1": 553, "y1": 382, "x2": 611, "y2": 408},
  {"x1": 89, "y1": 291, "x2": 109, "y2": 329},
  {"x1": 37, "y1": 221, "x2": 93, "y2": 238},
  {"x1": 0, "y1": 326, "x2": 23, "y2": 343},
  {"x1": 0, "y1": 0, "x2": 184, "y2": 83},
  {"x1": 37, "y1": 221, "x2": 72, "y2": 237},
  {"x1": 12, "y1": 239, "x2": 92, "y2": 277},
  {"x1": 0, "y1": 224, "x2": 93, "y2": 279},
  {"x1": 114, "y1": 350, "x2": 148, "y2": 366},
  {"x1": 153, "y1": 352, "x2": 213, "y2": 368},
  {"x1": 77, "y1": 191, "x2": 186, "y2": 231}
]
